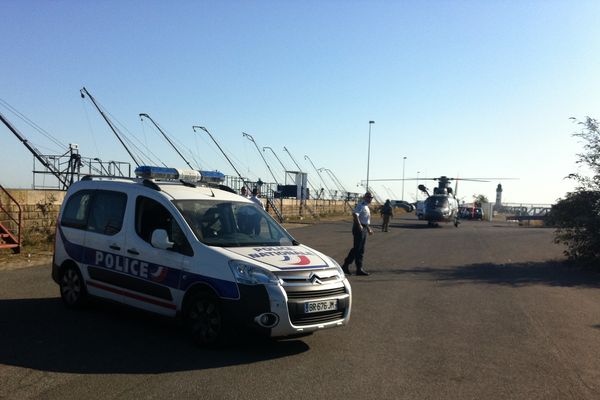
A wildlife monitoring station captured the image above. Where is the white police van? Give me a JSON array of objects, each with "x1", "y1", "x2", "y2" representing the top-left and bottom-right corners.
[{"x1": 52, "y1": 166, "x2": 351, "y2": 345}]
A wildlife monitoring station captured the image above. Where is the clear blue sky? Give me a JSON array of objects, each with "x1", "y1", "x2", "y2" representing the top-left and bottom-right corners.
[{"x1": 2, "y1": 0, "x2": 599, "y2": 204}]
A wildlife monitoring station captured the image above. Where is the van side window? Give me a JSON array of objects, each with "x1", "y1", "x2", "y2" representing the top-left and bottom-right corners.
[
  {"x1": 87, "y1": 191, "x2": 127, "y2": 235},
  {"x1": 61, "y1": 190, "x2": 92, "y2": 229},
  {"x1": 135, "y1": 196, "x2": 193, "y2": 256}
]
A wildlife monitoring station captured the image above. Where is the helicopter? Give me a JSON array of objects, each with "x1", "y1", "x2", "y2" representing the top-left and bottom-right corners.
[
  {"x1": 370, "y1": 176, "x2": 496, "y2": 227},
  {"x1": 416, "y1": 176, "x2": 485, "y2": 227}
]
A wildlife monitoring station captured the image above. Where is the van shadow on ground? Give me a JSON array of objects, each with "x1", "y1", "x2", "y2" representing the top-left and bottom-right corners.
[
  {"x1": 0, "y1": 298, "x2": 309, "y2": 374},
  {"x1": 358, "y1": 260, "x2": 600, "y2": 289}
]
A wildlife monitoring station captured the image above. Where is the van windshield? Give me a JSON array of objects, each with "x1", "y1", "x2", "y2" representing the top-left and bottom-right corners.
[{"x1": 173, "y1": 199, "x2": 297, "y2": 247}]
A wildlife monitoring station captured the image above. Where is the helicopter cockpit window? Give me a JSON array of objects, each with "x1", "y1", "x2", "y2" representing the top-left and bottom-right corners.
[{"x1": 425, "y1": 196, "x2": 449, "y2": 208}]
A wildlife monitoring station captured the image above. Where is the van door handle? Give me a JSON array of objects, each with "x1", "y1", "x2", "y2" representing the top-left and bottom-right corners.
[
  {"x1": 109, "y1": 244, "x2": 121, "y2": 251},
  {"x1": 127, "y1": 248, "x2": 140, "y2": 255}
]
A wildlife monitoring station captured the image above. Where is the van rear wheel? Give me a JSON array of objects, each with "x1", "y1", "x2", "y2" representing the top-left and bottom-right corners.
[
  {"x1": 185, "y1": 293, "x2": 223, "y2": 346},
  {"x1": 60, "y1": 265, "x2": 87, "y2": 308}
]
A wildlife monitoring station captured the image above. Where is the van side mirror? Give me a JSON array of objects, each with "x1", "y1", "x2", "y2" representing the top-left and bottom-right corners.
[{"x1": 151, "y1": 229, "x2": 174, "y2": 250}]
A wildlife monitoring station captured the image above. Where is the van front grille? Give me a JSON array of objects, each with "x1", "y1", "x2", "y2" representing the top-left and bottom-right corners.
[
  {"x1": 285, "y1": 286, "x2": 346, "y2": 300},
  {"x1": 290, "y1": 311, "x2": 345, "y2": 325}
]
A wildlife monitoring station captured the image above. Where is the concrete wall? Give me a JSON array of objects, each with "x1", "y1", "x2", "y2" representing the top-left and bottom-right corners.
[
  {"x1": 0, "y1": 189, "x2": 65, "y2": 244},
  {"x1": 1, "y1": 190, "x2": 64, "y2": 227}
]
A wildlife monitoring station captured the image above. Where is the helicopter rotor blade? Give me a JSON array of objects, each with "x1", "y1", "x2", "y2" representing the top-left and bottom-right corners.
[
  {"x1": 455, "y1": 177, "x2": 518, "y2": 181},
  {"x1": 369, "y1": 177, "x2": 518, "y2": 182},
  {"x1": 369, "y1": 178, "x2": 436, "y2": 181}
]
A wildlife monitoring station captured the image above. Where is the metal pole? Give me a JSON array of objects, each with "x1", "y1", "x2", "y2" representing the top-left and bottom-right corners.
[
  {"x1": 305, "y1": 155, "x2": 332, "y2": 199},
  {"x1": 401, "y1": 156, "x2": 407, "y2": 200},
  {"x1": 284, "y1": 146, "x2": 319, "y2": 199},
  {"x1": 243, "y1": 132, "x2": 279, "y2": 186},
  {"x1": 366, "y1": 121, "x2": 374, "y2": 192},
  {"x1": 0, "y1": 111, "x2": 71, "y2": 189},
  {"x1": 320, "y1": 168, "x2": 345, "y2": 198},
  {"x1": 319, "y1": 168, "x2": 338, "y2": 199},
  {"x1": 263, "y1": 146, "x2": 288, "y2": 182},
  {"x1": 193, "y1": 126, "x2": 249, "y2": 191},
  {"x1": 283, "y1": 146, "x2": 303, "y2": 172},
  {"x1": 325, "y1": 168, "x2": 345, "y2": 191},
  {"x1": 80, "y1": 87, "x2": 140, "y2": 167},
  {"x1": 140, "y1": 113, "x2": 194, "y2": 170}
]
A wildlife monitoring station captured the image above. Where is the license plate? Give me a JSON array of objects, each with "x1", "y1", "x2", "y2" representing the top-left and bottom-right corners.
[{"x1": 304, "y1": 299, "x2": 338, "y2": 313}]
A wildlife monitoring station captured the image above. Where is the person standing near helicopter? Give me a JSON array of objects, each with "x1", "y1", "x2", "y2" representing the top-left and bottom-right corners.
[
  {"x1": 381, "y1": 199, "x2": 394, "y2": 232},
  {"x1": 341, "y1": 192, "x2": 374, "y2": 276}
]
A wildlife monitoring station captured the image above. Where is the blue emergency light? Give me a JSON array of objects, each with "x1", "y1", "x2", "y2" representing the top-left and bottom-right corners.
[
  {"x1": 199, "y1": 170, "x2": 225, "y2": 183},
  {"x1": 135, "y1": 166, "x2": 201, "y2": 182}
]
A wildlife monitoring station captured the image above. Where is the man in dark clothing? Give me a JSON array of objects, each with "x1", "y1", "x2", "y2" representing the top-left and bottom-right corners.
[{"x1": 381, "y1": 199, "x2": 394, "y2": 232}]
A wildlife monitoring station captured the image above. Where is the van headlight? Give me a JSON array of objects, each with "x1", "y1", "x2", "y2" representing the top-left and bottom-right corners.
[
  {"x1": 327, "y1": 256, "x2": 345, "y2": 276},
  {"x1": 228, "y1": 260, "x2": 280, "y2": 285}
]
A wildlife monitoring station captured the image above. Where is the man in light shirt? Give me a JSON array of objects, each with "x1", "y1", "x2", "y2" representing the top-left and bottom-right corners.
[
  {"x1": 341, "y1": 192, "x2": 374, "y2": 276},
  {"x1": 250, "y1": 187, "x2": 264, "y2": 235},
  {"x1": 250, "y1": 187, "x2": 264, "y2": 209}
]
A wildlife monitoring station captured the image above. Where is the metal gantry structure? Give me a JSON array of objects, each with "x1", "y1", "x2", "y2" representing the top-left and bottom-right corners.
[
  {"x1": 1, "y1": 107, "x2": 130, "y2": 190},
  {"x1": 1, "y1": 111, "x2": 73, "y2": 189},
  {"x1": 2, "y1": 93, "x2": 364, "y2": 204}
]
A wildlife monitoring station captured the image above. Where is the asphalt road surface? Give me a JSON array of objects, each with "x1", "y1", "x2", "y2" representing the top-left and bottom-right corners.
[{"x1": 1, "y1": 215, "x2": 600, "y2": 400}]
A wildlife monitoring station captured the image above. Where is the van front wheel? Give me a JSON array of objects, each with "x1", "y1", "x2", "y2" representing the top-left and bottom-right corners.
[{"x1": 185, "y1": 293, "x2": 223, "y2": 346}]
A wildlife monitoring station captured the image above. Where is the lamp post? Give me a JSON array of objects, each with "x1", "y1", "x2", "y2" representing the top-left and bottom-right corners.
[
  {"x1": 366, "y1": 121, "x2": 375, "y2": 192},
  {"x1": 401, "y1": 156, "x2": 407, "y2": 201}
]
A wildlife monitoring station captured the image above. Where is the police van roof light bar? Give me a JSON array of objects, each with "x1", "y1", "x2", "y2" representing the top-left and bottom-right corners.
[{"x1": 135, "y1": 166, "x2": 201, "y2": 182}]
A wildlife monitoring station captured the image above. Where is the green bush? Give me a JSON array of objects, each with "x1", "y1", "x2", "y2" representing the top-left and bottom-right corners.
[
  {"x1": 549, "y1": 117, "x2": 600, "y2": 266},
  {"x1": 547, "y1": 190, "x2": 600, "y2": 264}
]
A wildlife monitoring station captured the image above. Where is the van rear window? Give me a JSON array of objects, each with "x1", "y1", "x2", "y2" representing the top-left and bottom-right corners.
[
  {"x1": 61, "y1": 191, "x2": 92, "y2": 229},
  {"x1": 61, "y1": 190, "x2": 127, "y2": 235}
]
